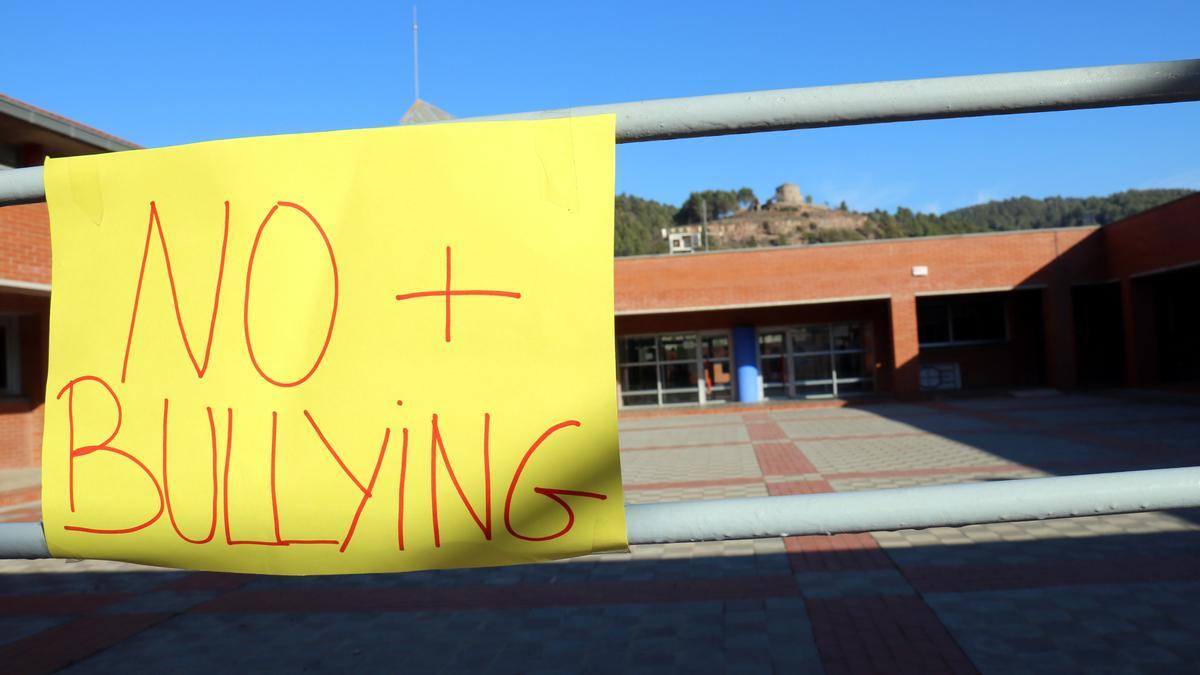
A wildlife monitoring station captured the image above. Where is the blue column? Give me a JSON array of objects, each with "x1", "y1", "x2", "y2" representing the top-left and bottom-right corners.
[{"x1": 733, "y1": 325, "x2": 760, "y2": 403}]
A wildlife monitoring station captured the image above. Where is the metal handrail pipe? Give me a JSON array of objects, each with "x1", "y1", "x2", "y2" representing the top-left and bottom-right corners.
[
  {"x1": 1, "y1": 58, "x2": 1198, "y2": 206},
  {"x1": 3, "y1": 467, "x2": 1197, "y2": 559}
]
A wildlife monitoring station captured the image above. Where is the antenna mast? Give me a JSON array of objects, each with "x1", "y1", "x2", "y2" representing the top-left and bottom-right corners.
[{"x1": 412, "y1": 6, "x2": 420, "y2": 101}]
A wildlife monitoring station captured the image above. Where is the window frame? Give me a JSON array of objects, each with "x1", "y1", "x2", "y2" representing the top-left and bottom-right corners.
[
  {"x1": 756, "y1": 322, "x2": 873, "y2": 400},
  {"x1": 0, "y1": 316, "x2": 21, "y2": 397},
  {"x1": 616, "y1": 330, "x2": 735, "y2": 407},
  {"x1": 917, "y1": 295, "x2": 1010, "y2": 348}
]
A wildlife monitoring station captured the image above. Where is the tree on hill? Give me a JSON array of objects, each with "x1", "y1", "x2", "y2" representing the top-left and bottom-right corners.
[
  {"x1": 939, "y1": 189, "x2": 1194, "y2": 231},
  {"x1": 611, "y1": 187, "x2": 1195, "y2": 257},
  {"x1": 675, "y1": 190, "x2": 741, "y2": 224},
  {"x1": 863, "y1": 189, "x2": 1193, "y2": 239},
  {"x1": 737, "y1": 187, "x2": 759, "y2": 211},
  {"x1": 615, "y1": 194, "x2": 673, "y2": 256}
]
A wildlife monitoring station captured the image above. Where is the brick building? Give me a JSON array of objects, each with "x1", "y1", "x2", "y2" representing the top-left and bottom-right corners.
[
  {"x1": 0, "y1": 94, "x2": 137, "y2": 469},
  {"x1": 0, "y1": 96, "x2": 1197, "y2": 467},
  {"x1": 614, "y1": 195, "x2": 1200, "y2": 408}
]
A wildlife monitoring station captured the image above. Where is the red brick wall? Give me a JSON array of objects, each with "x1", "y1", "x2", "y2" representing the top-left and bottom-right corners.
[
  {"x1": 0, "y1": 198, "x2": 1195, "y2": 467},
  {"x1": 1102, "y1": 194, "x2": 1200, "y2": 386},
  {"x1": 615, "y1": 229, "x2": 1106, "y2": 397},
  {"x1": 0, "y1": 292, "x2": 50, "y2": 469},
  {"x1": 917, "y1": 289, "x2": 1047, "y2": 391},
  {"x1": 0, "y1": 203, "x2": 52, "y2": 469},
  {"x1": 615, "y1": 227, "x2": 1105, "y2": 313},
  {"x1": 1103, "y1": 194, "x2": 1200, "y2": 280},
  {"x1": 0, "y1": 203, "x2": 51, "y2": 285}
]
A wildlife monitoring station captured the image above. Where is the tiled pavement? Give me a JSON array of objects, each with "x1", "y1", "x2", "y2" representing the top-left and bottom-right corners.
[{"x1": 2, "y1": 392, "x2": 1199, "y2": 673}]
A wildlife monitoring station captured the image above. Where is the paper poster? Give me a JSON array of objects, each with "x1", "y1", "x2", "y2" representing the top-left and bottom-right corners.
[{"x1": 41, "y1": 115, "x2": 626, "y2": 575}]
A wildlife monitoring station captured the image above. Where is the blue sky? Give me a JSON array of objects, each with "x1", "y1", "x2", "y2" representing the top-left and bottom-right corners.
[{"x1": 3, "y1": 1, "x2": 1197, "y2": 213}]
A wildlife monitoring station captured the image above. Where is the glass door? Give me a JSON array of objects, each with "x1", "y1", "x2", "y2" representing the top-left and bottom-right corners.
[
  {"x1": 758, "y1": 331, "x2": 788, "y2": 400},
  {"x1": 790, "y1": 325, "x2": 835, "y2": 397},
  {"x1": 618, "y1": 336, "x2": 659, "y2": 407},
  {"x1": 659, "y1": 334, "x2": 700, "y2": 405},
  {"x1": 830, "y1": 323, "x2": 871, "y2": 395},
  {"x1": 757, "y1": 322, "x2": 873, "y2": 399},
  {"x1": 701, "y1": 334, "x2": 734, "y2": 403},
  {"x1": 617, "y1": 332, "x2": 736, "y2": 407}
]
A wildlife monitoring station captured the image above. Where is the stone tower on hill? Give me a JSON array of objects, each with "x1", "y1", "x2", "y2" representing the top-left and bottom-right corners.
[{"x1": 774, "y1": 183, "x2": 803, "y2": 206}]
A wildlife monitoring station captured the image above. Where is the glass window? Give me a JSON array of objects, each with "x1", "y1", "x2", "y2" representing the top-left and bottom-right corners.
[
  {"x1": 620, "y1": 336, "x2": 657, "y2": 364},
  {"x1": 834, "y1": 353, "x2": 865, "y2": 379},
  {"x1": 831, "y1": 323, "x2": 864, "y2": 351},
  {"x1": 617, "y1": 332, "x2": 734, "y2": 407},
  {"x1": 704, "y1": 359, "x2": 732, "y2": 388},
  {"x1": 660, "y1": 362, "x2": 698, "y2": 390},
  {"x1": 620, "y1": 365, "x2": 658, "y2": 392},
  {"x1": 663, "y1": 391, "x2": 700, "y2": 405},
  {"x1": 951, "y1": 298, "x2": 1006, "y2": 342},
  {"x1": 793, "y1": 354, "x2": 832, "y2": 382},
  {"x1": 706, "y1": 387, "x2": 734, "y2": 402},
  {"x1": 760, "y1": 354, "x2": 786, "y2": 385},
  {"x1": 762, "y1": 322, "x2": 871, "y2": 400},
  {"x1": 660, "y1": 335, "x2": 697, "y2": 362},
  {"x1": 918, "y1": 295, "x2": 1007, "y2": 345},
  {"x1": 836, "y1": 380, "x2": 869, "y2": 394},
  {"x1": 702, "y1": 334, "x2": 730, "y2": 359},
  {"x1": 622, "y1": 393, "x2": 658, "y2": 407},
  {"x1": 0, "y1": 318, "x2": 18, "y2": 396},
  {"x1": 917, "y1": 299, "x2": 951, "y2": 344},
  {"x1": 758, "y1": 331, "x2": 785, "y2": 355},
  {"x1": 796, "y1": 382, "x2": 834, "y2": 397},
  {"x1": 762, "y1": 384, "x2": 788, "y2": 400},
  {"x1": 0, "y1": 324, "x2": 7, "y2": 389},
  {"x1": 790, "y1": 326, "x2": 830, "y2": 353}
]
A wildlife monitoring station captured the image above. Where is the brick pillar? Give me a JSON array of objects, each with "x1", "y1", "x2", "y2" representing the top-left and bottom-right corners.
[
  {"x1": 1042, "y1": 283, "x2": 1077, "y2": 390},
  {"x1": 889, "y1": 294, "x2": 920, "y2": 398}
]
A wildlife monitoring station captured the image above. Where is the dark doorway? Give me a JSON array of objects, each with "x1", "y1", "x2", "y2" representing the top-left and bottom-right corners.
[
  {"x1": 1072, "y1": 282, "x2": 1126, "y2": 386},
  {"x1": 1153, "y1": 265, "x2": 1200, "y2": 383}
]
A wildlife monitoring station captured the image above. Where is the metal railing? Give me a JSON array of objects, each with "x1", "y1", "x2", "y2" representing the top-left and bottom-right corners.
[{"x1": 2, "y1": 58, "x2": 1199, "y2": 560}]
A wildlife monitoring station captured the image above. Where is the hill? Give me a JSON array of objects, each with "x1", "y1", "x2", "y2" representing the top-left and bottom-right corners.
[
  {"x1": 613, "y1": 188, "x2": 1195, "y2": 255},
  {"x1": 615, "y1": 194, "x2": 673, "y2": 256},
  {"x1": 856, "y1": 189, "x2": 1195, "y2": 242}
]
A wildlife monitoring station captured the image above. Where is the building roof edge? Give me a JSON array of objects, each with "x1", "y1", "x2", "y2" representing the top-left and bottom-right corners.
[{"x1": 0, "y1": 93, "x2": 140, "y2": 153}]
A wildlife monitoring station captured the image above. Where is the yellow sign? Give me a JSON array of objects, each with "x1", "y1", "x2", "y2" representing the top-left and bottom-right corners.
[{"x1": 41, "y1": 116, "x2": 626, "y2": 575}]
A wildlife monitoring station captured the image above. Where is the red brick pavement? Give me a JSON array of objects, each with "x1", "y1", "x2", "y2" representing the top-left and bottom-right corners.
[
  {"x1": 0, "y1": 506, "x2": 41, "y2": 523},
  {"x1": 745, "y1": 413, "x2": 821, "y2": 475},
  {"x1": 618, "y1": 440, "x2": 749, "y2": 453},
  {"x1": 0, "y1": 485, "x2": 38, "y2": 508},
  {"x1": 5, "y1": 395, "x2": 1197, "y2": 673},
  {"x1": 767, "y1": 480, "x2": 894, "y2": 573},
  {"x1": 806, "y1": 595, "x2": 978, "y2": 675},
  {"x1": 904, "y1": 555, "x2": 1200, "y2": 593},
  {"x1": 0, "y1": 593, "x2": 133, "y2": 616},
  {"x1": 197, "y1": 575, "x2": 802, "y2": 613},
  {"x1": 0, "y1": 613, "x2": 172, "y2": 674},
  {"x1": 618, "y1": 420, "x2": 747, "y2": 433},
  {"x1": 623, "y1": 476, "x2": 763, "y2": 492}
]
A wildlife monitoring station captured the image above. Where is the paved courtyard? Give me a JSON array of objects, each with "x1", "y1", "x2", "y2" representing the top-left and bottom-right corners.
[{"x1": 2, "y1": 392, "x2": 1199, "y2": 673}]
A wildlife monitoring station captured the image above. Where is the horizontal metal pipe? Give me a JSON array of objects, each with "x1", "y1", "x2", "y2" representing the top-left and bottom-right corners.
[
  {"x1": 626, "y1": 466, "x2": 1200, "y2": 544},
  {"x1": 0, "y1": 522, "x2": 48, "y2": 559},
  {"x1": 469, "y1": 58, "x2": 1200, "y2": 142},
  {"x1": 0, "y1": 166, "x2": 44, "y2": 206},
  {"x1": 1, "y1": 59, "x2": 1198, "y2": 206},
  {"x1": 2, "y1": 467, "x2": 1197, "y2": 559}
]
